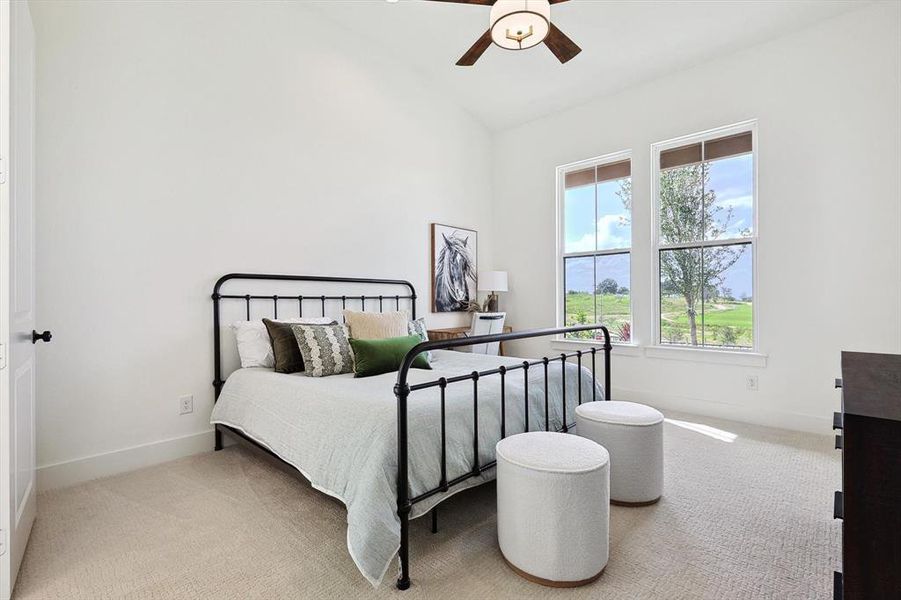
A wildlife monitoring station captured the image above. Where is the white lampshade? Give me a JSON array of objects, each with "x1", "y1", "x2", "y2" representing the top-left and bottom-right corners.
[
  {"x1": 489, "y1": 0, "x2": 551, "y2": 51},
  {"x1": 478, "y1": 271, "x2": 509, "y2": 293}
]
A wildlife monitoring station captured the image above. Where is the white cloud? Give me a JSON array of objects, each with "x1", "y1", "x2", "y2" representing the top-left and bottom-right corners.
[
  {"x1": 716, "y1": 194, "x2": 753, "y2": 209},
  {"x1": 597, "y1": 214, "x2": 631, "y2": 249},
  {"x1": 566, "y1": 214, "x2": 631, "y2": 252},
  {"x1": 567, "y1": 233, "x2": 596, "y2": 252}
]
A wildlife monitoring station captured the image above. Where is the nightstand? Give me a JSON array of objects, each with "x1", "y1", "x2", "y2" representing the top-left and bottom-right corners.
[{"x1": 427, "y1": 325, "x2": 513, "y2": 356}]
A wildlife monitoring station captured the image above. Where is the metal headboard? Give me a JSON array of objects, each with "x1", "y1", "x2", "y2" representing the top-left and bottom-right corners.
[{"x1": 211, "y1": 273, "x2": 417, "y2": 399}]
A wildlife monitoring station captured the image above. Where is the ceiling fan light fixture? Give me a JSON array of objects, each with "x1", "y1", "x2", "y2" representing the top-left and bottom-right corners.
[{"x1": 489, "y1": 0, "x2": 550, "y2": 51}]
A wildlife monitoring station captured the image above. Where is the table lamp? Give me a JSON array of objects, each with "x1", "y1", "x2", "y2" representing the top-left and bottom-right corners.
[{"x1": 478, "y1": 271, "x2": 508, "y2": 312}]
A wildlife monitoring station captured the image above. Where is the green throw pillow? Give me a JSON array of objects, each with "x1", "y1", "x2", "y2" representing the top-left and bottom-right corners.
[{"x1": 349, "y1": 335, "x2": 431, "y2": 378}]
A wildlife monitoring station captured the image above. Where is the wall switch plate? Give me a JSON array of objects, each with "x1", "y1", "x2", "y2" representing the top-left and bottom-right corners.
[
  {"x1": 179, "y1": 394, "x2": 194, "y2": 415},
  {"x1": 746, "y1": 375, "x2": 759, "y2": 391}
]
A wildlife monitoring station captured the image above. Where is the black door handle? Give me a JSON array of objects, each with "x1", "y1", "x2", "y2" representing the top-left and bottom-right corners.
[{"x1": 32, "y1": 330, "x2": 52, "y2": 344}]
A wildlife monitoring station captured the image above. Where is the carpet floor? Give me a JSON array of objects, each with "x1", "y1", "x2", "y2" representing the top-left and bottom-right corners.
[{"x1": 14, "y1": 411, "x2": 840, "y2": 599}]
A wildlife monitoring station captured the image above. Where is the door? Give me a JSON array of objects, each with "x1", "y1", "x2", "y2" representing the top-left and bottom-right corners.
[{"x1": 0, "y1": 1, "x2": 37, "y2": 597}]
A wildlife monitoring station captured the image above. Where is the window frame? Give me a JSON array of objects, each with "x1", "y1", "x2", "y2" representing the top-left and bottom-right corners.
[
  {"x1": 555, "y1": 149, "x2": 634, "y2": 345},
  {"x1": 650, "y1": 120, "x2": 759, "y2": 353}
]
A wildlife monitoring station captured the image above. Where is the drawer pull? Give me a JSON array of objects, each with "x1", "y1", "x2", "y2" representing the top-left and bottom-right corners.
[
  {"x1": 833, "y1": 412, "x2": 843, "y2": 430},
  {"x1": 834, "y1": 491, "x2": 843, "y2": 520},
  {"x1": 834, "y1": 434, "x2": 843, "y2": 450}
]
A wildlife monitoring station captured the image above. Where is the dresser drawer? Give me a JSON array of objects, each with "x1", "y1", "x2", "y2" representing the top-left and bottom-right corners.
[{"x1": 836, "y1": 352, "x2": 901, "y2": 599}]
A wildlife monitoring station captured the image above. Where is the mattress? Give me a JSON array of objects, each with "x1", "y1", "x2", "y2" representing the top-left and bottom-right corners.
[{"x1": 210, "y1": 349, "x2": 602, "y2": 586}]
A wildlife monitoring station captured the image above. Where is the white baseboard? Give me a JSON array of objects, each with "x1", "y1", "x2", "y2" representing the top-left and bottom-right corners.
[
  {"x1": 615, "y1": 388, "x2": 832, "y2": 435},
  {"x1": 37, "y1": 429, "x2": 215, "y2": 492},
  {"x1": 34, "y1": 393, "x2": 828, "y2": 492}
]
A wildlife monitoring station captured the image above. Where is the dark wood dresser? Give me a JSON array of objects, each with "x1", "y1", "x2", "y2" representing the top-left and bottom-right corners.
[{"x1": 833, "y1": 351, "x2": 901, "y2": 599}]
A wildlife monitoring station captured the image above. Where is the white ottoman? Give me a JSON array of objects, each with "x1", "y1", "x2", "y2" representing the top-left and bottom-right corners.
[
  {"x1": 496, "y1": 431, "x2": 609, "y2": 587},
  {"x1": 575, "y1": 401, "x2": 664, "y2": 506}
]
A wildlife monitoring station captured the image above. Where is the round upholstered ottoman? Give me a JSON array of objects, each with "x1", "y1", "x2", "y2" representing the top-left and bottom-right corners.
[
  {"x1": 496, "y1": 431, "x2": 609, "y2": 587},
  {"x1": 575, "y1": 401, "x2": 664, "y2": 506}
]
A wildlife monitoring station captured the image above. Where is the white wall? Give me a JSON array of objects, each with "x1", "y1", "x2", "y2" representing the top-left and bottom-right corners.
[
  {"x1": 30, "y1": 1, "x2": 901, "y2": 489},
  {"x1": 492, "y1": 3, "x2": 901, "y2": 433},
  {"x1": 31, "y1": 1, "x2": 495, "y2": 488}
]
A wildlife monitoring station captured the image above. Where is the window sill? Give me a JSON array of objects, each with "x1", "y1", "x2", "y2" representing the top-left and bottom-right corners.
[
  {"x1": 644, "y1": 345, "x2": 767, "y2": 367},
  {"x1": 551, "y1": 339, "x2": 643, "y2": 357},
  {"x1": 548, "y1": 339, "x2": 766, "y2": 365}
]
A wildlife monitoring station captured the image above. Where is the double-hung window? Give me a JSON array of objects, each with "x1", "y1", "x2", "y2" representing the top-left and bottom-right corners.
[
  {"x1": 558, "y1": 152, "x2": 632, "y2": 342},
  {"x1": 652, "y1": 122, "x2": 757, "y2": 350}
]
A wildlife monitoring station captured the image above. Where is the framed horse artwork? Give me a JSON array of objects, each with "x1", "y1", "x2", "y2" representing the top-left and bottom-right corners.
[{"x1": 431, "y1": 223, "x2": 478, "y2": 313}]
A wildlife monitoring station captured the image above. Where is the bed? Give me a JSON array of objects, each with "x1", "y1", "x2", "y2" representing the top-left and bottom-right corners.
[{"x1": 210, "y1": 274, "x2": 611, "y2": 589}]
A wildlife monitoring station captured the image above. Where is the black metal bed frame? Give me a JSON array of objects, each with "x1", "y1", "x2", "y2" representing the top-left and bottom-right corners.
[{"x1": 211, "y1": 273, "x2": 612, "y2": 590}]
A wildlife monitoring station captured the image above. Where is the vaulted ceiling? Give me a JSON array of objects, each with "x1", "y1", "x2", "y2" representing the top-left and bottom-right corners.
[{"x1": 309, "y1": 0, "x2": 866, "y2": 131}]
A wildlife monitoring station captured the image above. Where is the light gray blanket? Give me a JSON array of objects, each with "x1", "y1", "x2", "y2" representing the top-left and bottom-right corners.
[{"x1": 210, "y1": 350, "x2": 602, "y2": 586}]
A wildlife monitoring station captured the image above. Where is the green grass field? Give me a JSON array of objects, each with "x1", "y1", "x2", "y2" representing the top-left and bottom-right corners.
[
  {"x1": 565, "y1": 292, "x2": 753, "y2": 348},
  {"x1": 564, "y1": 293, "x2": 632, "y2": 342}
]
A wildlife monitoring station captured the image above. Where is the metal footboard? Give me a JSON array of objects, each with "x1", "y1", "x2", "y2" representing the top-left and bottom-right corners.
[{"x1": 393, "y1": 324, "x2": 611, "y2": 590}]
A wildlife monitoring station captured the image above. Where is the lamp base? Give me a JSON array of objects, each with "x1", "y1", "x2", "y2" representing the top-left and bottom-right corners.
[{"x1": 486, "y1": 293, "x2": 499, "y2": 313}]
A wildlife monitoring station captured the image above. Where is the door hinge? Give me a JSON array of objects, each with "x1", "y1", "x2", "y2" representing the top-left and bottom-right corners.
[
  {"x1": 0, "y1": 529, "x2": 6, "y2": 556},
  {"x1": 0, "y1": 156, "x2": 6, "y2": 184},
  {"x1": 0, "y1": 343, "x2": 6, "y2": 370}
]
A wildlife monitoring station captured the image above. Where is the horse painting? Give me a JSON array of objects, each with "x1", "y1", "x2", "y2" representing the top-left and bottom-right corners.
[{"x1": 431, "y1": 225, "x2": 477, "y2": 313}]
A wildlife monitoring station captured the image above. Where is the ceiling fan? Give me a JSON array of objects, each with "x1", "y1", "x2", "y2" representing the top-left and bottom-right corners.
[{"x1": 427, "y1": 0, "x2": 580, "y2": 66}]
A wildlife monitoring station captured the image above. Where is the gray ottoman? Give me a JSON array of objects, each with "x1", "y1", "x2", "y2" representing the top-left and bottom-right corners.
[
  {"x1": 496, "y1": 431, "x2": 610, "y2": 587},
  {"x1": 575, "y1": 401, "x2": 664, "y2": 506}
]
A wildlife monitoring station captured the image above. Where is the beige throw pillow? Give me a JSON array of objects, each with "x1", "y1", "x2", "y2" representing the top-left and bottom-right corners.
[{"x1": 343, "y1": 309, "x2": 410, "y2": 340}]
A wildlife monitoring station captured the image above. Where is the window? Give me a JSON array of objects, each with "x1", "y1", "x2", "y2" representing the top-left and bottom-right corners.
[
  {"x1": 558, "y1": 152, "x2": 632, "y2": 342},
  {"x1": 653, "y1": 122, "x2": 757, "y2": 350}
]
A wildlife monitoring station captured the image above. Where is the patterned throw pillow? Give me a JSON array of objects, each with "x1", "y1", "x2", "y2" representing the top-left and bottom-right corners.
[
  {"x1": 407, "y1": 317, "x2": 432, "y2": 362},
  {"x1": 291, "y1": 323, "x2": 354, "y2": 377}
]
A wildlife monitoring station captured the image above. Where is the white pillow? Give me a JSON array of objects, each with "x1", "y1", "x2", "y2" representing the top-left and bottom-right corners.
[{"x1": 231, "y1": 318, "x2": 335, "y2": 369}]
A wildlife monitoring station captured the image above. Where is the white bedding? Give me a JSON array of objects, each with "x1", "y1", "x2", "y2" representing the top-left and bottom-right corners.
[{"x1": 210, "y1": 349, "x2": 602, "y2": 586}]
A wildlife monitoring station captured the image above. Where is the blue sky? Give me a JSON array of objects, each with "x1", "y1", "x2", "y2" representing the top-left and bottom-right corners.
[
  {"x1": 564, "y1": 179, "x2": 630, "y2": 254},
  {"x1": 564, "y1": 253, "x2": 631, "y2": 293},
  {"x1": 564, "y1": 154, "x2": 753, "y2": 298},
  {"x1": 708, "y1": 154, "x2": 753, "y2": 239}
]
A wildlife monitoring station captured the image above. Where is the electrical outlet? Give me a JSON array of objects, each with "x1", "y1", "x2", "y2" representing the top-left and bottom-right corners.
[
  {"x1": 746, "y1": 375, "x2": 759, "y2": 392},
  {"x1": 179, "y1": 394, "x2": 194, "y2": 415}
]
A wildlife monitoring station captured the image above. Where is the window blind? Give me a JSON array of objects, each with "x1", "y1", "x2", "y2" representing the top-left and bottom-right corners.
[
  {"x1": 659, "y1": 131, "x2": 752, "y2": 170},
  {"x1": 564, "y1": 160, "x2": 631, "y2": 189}
]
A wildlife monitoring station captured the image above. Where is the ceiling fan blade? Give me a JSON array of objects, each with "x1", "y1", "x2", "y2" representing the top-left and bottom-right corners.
[
  {"x1": 425, "y1": 0, "x2": 496, "y2": 5},
  {"x1": 456, "y1": 29, "x2": 493, "y2": 66},
  {"x1": 543, "y1": 23, "x2": 581, "y2": 64}
]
